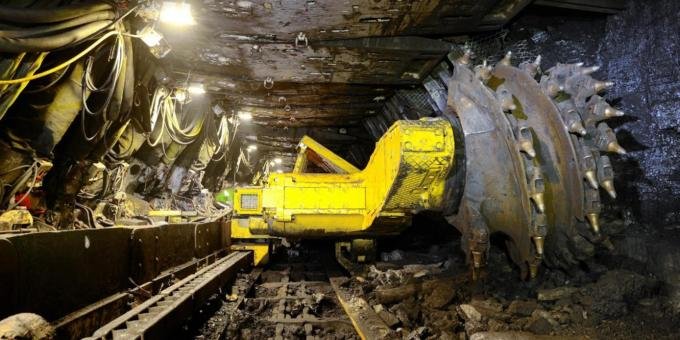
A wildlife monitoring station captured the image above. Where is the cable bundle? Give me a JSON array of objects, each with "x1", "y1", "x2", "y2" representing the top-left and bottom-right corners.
[
  {"x1": 81, "y1": 33, "x2": 125, "y2": 140},
  {"x1": 0, "y1": 160, "x2": 40, "y2": 210},
  {"x1": 147, "y1": 86, "x2": 205, "y2": 161},
  {"x1": 0, "y1": 2, "x2": 115, "y2": 53},
  {"x1": 204, "y1": 115, "x2": 230, "y2": 162}
]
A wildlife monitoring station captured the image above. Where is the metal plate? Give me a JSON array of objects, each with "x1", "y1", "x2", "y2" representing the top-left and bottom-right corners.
[
  {"x1": 3, "y1": 229, "x2": 131, "y2": 320},
  {"x1": 130, "y1": 226, "x2": 161, "y2": 284},
  {"x1": 157, "y1": 223, "x2": 196, "y2": 274}
]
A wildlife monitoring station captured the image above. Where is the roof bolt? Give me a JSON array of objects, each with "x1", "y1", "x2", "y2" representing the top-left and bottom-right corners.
[{"x1": 295, "y1": 32, "x2": 308, "y2": 47}]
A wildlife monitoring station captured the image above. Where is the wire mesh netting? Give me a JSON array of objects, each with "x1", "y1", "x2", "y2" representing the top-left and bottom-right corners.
[{"x1": 448, "y1": 29, "x2": 538, "y2": 65}]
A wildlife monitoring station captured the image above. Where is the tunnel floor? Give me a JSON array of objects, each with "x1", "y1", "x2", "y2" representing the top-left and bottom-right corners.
[
  {"x1": 0, "y1": 1, "x2": 679, "y2": 339},
  {"x1": 177, "y1": 216, "x2": 680, "y2": 340}
]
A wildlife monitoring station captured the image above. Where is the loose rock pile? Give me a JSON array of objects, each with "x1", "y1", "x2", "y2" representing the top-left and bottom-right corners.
[{"x1": 343, "y1": 235, "x2": 678, "y2": 339}]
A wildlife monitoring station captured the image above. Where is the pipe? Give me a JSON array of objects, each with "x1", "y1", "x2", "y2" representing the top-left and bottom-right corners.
[{"x1": 0, "y1": 2, "x2": 112, "y2": 24}]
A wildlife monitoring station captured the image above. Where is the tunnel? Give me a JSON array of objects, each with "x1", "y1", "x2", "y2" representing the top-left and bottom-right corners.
[{"x1": 0, "y1": 0, "x2": 678, "y2": 339}]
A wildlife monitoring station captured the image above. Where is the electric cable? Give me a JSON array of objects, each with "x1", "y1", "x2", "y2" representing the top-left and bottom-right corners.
[
  {"x1": 5, "y1": 160, "x2": 39, "y2": 211},
  {"x1": 80, "y1": 32, "x2": 125, "y2": 141},
  {"x1": 23, "y1": 64, "x2": 71, "y2": 94},
  {"x1": 147, "y1": 86, "x2": 205, "y2": 149}
]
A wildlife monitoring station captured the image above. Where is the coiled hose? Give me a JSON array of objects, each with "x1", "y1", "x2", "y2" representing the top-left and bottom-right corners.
[
  {"x1": 0, "y1": 2, "x2": 112, "y2": 24},
  {"x1": 0, "y1": 1, "x2": 118, "y2": 53},
  {"x1": 0, "y1": 20, "x2": 113, "y2": 53},
  {"x1": 0, "y1": 11, "x2": 116, "y2": 39},
  {"x1": 147, "y1": 87, "x2": 205, "y2": 147}
]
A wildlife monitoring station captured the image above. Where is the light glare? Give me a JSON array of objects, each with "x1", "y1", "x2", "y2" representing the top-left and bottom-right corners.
[
  {"x1": 173, "y1": 88, "x2": 187, "y2": 102},
  {"x1": 274, "y1": 158, "x2": 282, "y2": 164},
  {"x1": 238, "y1": 111, "x2": 253, "y2": 121},
  {"x1": 247, "y1": 144, "x2": 257, "y2": 152},
  {"x1": 159, "y1": 2, "x2": 196, "y2": 26},
  {"x1": 187, "y1": 83, "x2": 205, "y2": 95}
]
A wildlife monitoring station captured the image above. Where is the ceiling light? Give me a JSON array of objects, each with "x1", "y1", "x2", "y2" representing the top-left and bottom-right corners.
[
  {"x1": 276, "y1": 169, "x2": 283, "y2": 173},
  {"x1": 159, "y1": 1, "x2": 196, "y2": 26},
  {"x1": 237, "y1": 111, "x2": 253, "y2": 121},
  {"x1": 274, "y1": 158, "x2": 282, "y2": 164},
  {"x1": 187, "y1": 83, "x2": 205, "y2": 95},
  {"x1": 247, "y1": 144, "x2": 257, "y2": 152},
  {"x1": 269, "y1": 160, "x2": 276, "y2": 166}
]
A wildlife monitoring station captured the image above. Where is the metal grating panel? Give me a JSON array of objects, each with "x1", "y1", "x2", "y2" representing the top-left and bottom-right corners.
[{"x1": 240, "y1": 194, "x2": 259, "y2": 210}]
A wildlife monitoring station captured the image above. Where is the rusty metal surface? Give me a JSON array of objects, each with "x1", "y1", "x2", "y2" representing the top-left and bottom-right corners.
[
  {"x1": 445, "y1": 59, "x2": 533, "y2": 270},
  {"x1": 194, "y1": 222, "x2": 222, "y2": 259},
  {"x1": 130, "y1": 222, "x2": 225, "y2": 283},
  {"x1": 157, "y1": 223, "x2": 197, "y2": 273},
  {"x1": 441, "y1": 52, "x2": 619, "y2": 275},
  {"x1": 53, "y1": 248, "x2": 232, "y2": 340},
  {"x1": 491, "y1": 65, "x2": 584, "y2": 256},
  {"x1": 130, "y1": 226, "x2": 161, "y2": 284},
  {"x1": 53, "y1": 292, "x2": 130, "y2": 340}
]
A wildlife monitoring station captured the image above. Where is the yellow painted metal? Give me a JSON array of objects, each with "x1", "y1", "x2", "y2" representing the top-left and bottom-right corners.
[
  {"x1": 147, "y1": 210, "x2": 197, "y2": 224},
  {"x1": 231, "y1": 243, "x2": 270, "y2": 266},
  {"x1": 230, "y1": 217, "x2": 271, "y2": 239},
  {"x1": 293, "y1": 135, "x2": 360, "y2": 174},
  {"x1": 233, "y1": 118, "x2": 455, "y2": 238},
  {"x1": 148, "y1": 210, "x2": 182, "y2": 217},
  {"x1": 231, "y1": 217, "x2": 273, "y2": 266}
]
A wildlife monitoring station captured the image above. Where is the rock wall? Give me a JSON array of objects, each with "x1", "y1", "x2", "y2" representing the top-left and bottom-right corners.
[
  {"x1": 507, "y1": 0, "x2": 680, "y2": 224},
  {"x1": 600, "y1": 0, "x2": 680, "y2": 224}
]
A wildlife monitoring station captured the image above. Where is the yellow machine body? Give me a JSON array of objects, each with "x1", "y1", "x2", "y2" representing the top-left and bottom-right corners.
[
  {"x1": 232, "y1": 118, "x2": 455, "y2": 240},
  {"x1": 230, "y1": 193, "x2": 272, "y2": 265}
]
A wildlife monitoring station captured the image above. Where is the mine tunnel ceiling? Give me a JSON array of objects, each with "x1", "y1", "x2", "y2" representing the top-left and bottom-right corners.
[
  {"x1": 151, "y1": 0, "x2": 623, "y2": 170},
  {"x1": 162, "y1": 0, "x2": 531, "y2": 85},
  {"x1": 157, "y1": 0, "x2": 533, "y2": 126}
]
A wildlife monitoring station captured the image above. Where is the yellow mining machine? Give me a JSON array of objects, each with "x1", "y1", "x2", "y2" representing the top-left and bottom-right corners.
[
  {"x1": 231, "y1": 118, "x2": 455, "y2": 266},
  {"x1": 231, "y1": 53, "x2": 624, "y2": 278}
]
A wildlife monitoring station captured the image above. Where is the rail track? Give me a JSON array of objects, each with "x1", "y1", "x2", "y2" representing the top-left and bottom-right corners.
[
  {"x1": 193, "y1": 245, "x2": 399, "y2": 340},
  {"x1": 85, "y1": 251, "x2": 252, "y2": 340},
  {"x1": 197, "y1": 248, "x2": 375, "y2": 340},
  {"x1": 82, "y1": 245, "x2": 392, "y2": 339}
]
